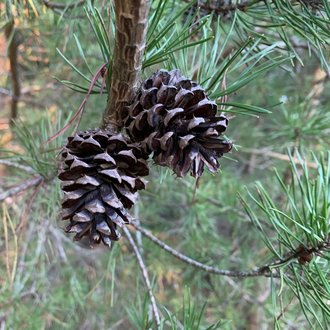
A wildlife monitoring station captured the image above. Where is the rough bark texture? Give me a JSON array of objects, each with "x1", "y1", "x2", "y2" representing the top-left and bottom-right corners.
[{"x1": 103, "y1": 0, "x2": 150, "y2": 131}]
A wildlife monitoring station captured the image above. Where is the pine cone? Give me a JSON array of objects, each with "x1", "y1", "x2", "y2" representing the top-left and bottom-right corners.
[
  {"x1": 122, "y1": 69, "x2": 232, "y2": 178},
  {"x1": 58, "y1": 129, "x2": 148, "y2": 248}
]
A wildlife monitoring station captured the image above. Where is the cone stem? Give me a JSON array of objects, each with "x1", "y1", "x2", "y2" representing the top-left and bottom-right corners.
[{"x1": 102, "y1": 0, "x2": 150, "y2": 131}]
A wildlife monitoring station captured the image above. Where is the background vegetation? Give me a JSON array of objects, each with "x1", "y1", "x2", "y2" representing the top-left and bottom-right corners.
[{"x1": 0, "y1": 0, "x2": 330, "y2": 329}]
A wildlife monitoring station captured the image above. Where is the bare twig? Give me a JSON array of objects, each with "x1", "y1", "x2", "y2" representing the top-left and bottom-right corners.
[
  {"x1": 42, "y1": 0, "x2": 85, "y2": 10},
  {"x1": 123, "y1": 226, "x2": 161, "y2": 328},
  {"x1": 133, "y1": 203, "x2": 144, "y2": 251},
  {"x1": 16, "y1": 181, "x2": 43, "y2": 233},
  {"x1": 264, "y1": 242, "x2": 330, "y2": 268},
  {"x1": 5, "y1": 21, "x2": 21, "y2": 123},
  {"x1": 184, "y1": 0, "x2": 262, "y2": 16},
  {"x1": 0, "y1": 176, "x2": 43, "y2": 202},
  {"x1": 42, "y1": 0, "x2": 86, "y2": 18},
  {"x1": 102, "y1": 0, "x2": 150, "y2": 131},
  {"x1": 0, "y1": 159, "x2": 36, "y2": 174},
  {"x1": 198, "y1": 0, "x2": 253, "y2": 14},
  {"x1": 45, "y1": 62, "x2": 108, "y2": 145},
  {"x1": 131, "y1": 222, "x2": 281, "y2": 278},
  {"x1": 242, "y1": 148, "x2": 318, "y2": 169}
]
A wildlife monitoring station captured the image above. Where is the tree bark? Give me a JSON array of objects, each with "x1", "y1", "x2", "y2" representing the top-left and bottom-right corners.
[{"x1": 102, "y1": 0, "x2": 150, "y2": 132}]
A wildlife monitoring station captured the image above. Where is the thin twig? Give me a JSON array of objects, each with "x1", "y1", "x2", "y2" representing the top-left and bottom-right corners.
[
  {"x1": 184, "y1": 0, "x2": 262, "y2": 15},
  {"x1": 0, "y1": 176, "x2": 43, "y2": 202},
  {"x1": 5, "y1": 21, "x2": 21, "y2": 123},
  {"x1": 16, "y1": 181, "x2": 43, "y2": 233},
  {"x1": 0, "y1": 159, "x2": 36, "y2": 174},
  {"x1": 42, "y1": 0, "x2": 85, "y2": 10},
  {"x1": 242, "y1": 148, "x2": 318, "y2": 169},
  {"x1": 123, "y1": 226, "x2": 161, "y2": 328},
  {"x1": 198, "y1": 0, "x2": 253, "y2": 14},
  {"x1": 134, "y1": 203, "x2": 144, "y2": 251},
  {"x1": 131, "y1": 222, "x2": 281, "y2": 278},
  {"x1": 44, "y1": 62, "x2": 108, "y2": 145}
]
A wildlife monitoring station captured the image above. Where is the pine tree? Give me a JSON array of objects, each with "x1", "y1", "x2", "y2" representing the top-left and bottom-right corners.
[{"x1": 1, "y1": 0, "x2": 330, "y2": 328}]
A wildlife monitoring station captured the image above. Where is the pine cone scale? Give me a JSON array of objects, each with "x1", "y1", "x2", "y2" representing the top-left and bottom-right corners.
[
  {"x1": 58, "y1": 129, "x2": 148, "y2": 248},
  {"x1": 122, "y1": 69, "x2": 232, "y2": 178},
  {"x1": 73, "y1": 210, "x2": 92, "y2": 223}
]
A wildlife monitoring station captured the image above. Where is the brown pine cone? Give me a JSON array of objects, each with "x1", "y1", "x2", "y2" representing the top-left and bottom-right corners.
[
  {"x1": 122, "y1": 69, "x2": 232, "y2": 178},
  {"x1": 58, "y1": 129, "x2": 148, "y2": 248}
]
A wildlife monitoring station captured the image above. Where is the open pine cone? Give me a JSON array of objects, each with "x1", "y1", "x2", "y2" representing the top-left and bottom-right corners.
[
  {"x1": 122, "y1": 69, "x2": 232, "y2": 178},
  {"x1": 58, "y1": 129, "x2": 148, "y2": 247}
]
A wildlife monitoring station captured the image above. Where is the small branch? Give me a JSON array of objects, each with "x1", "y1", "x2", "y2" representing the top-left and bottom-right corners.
[
  {"x1": 16, "y1": 181, "x2": 43, "y2": 233},
  {"x1": 0, "y1": 159, "x2": 36, "y2": 174},
  {"x1": 42, "y1": 0, "x2": 85, "y2": 10},
  {"x1": 198, "y1": 0, "x2": 253, "y2": 14},
  {"x1": 123, "y1": 226, "x2": 161, "y2": 328},
  {"x1": 102, "y1": 0, "x2": 150, "y2": 131},
  {"x1": 45, "y1": 62, "x2": 108, "y2": 145},
  {"x1": 267, "y1": 242, "x2": 330, "y2": 267},
  {"x1": 131, "y1": 222, "x2": 280, "y2": 278},
  {"x1": 184, "y1": 0, "x2": 262, "y2": 16},
  {"x1": 5, "y1": 21, "x2": 21, "y2": 123},
  {"x1": 0, "y1": 176, "x2": 43, "y2": 202},
  {"x1": 242, "y1": 148, "x2": 318, "y2": 169}
]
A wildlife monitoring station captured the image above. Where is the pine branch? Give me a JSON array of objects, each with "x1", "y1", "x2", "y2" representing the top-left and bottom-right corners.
[
  {"x1": 5, "y1": 21, "x2": 21, "y2": 124},
  {"x1": 191, "y1": 0, "x2": 325, "y2": 16},
  {"x1": 16, "y1": 181, "x2": 43, "y2": 233},
  {"x1": 183, "y1": 0, "x2": 262, "y2": 15},
  {"x1": 131, "y1": 222, "x2": 284, "y2": 278},
  {"x1": 298, "y1": 0, "x2": 323, "y2": 9},
  {"x1": 198, "y1": 0, "x2": 261, "y2": 14},
  {"x1": 42, "y1": 0, "x2": 86, "y2": 18},
  {"x1": 102, "y1": 0, "x2": 150, "y2": 131},
  {"x1": 42, "y1": 0, "x2": 85, "y2": 10},
  {"x1": 0, "y1": 176, "x2": 43, "y2": 202},
  {"x1": 123, "y1": 226, "x2": 161, "y2": 329},
  {"x1": 266, "y1": 242, "x2": 330, "y2": 267},
  {"x1": 0, "y1": 160, "x2": 36, "y2": 174}
]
